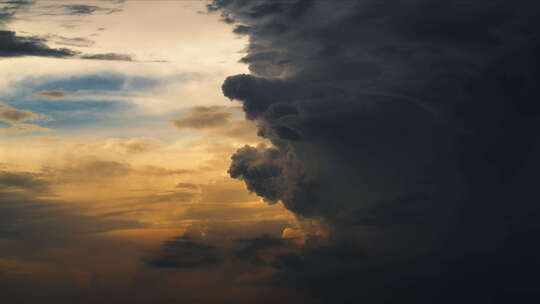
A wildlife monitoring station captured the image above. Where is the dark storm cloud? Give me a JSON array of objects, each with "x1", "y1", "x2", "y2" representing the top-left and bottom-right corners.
[
  {"x1": 145, "y1": 236, "x2": 219, "y2": 269},
  {"x1": 212, "y1": 0, "x2": 540, "y2": 302}
]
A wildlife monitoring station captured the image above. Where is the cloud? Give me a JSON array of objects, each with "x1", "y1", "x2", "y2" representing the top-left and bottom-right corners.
[
  {"x1": 0, "y1": 31, "x2": 132, "y2": 61},
  {"x1": 234, "y1": 235, "x2": 285, "y2": 265},
  {"x1": 0, "y1": 123, "x2": 51, "y2": 134},
  {"x1": 80, "y1": 53, "x2": 132, "y2": 61},
  {"x1": 0, "y1": 166, "x2": 145, "y2": 244},
  {"x1": 103, "y1": 137, "x2": 166, "y2": 154},
  {"x1": 135, "y1": 190, "x2": 196, "y2": 204},
  {"x1": 176, "y1": 182, "x2": 199, "y2": 190},
  {"x1": 0, "y1": 30, "x2": 77, "y2": 58},
  {"x1": 144, "y1": 236, "x2": 219, "y2": 269},
  {"x1": 47, "y1": 35, "x2": 95, "y2": 48},
  {"x1": 46, "y1": 4, "x2": 121, "y2": 16},
  {"x1": 0, "y1": 2, "x2": 130, "y2": 61},
  {"x1": 0, "y1": 106, "x2": 50, "y2": 134},
  {"x1": 0, "y1": 106, "x2": 37, "y2": 123},
  {"x1": 198, "y1": 178, "x2": 259, "y2": 203},
  {"x1": 42, "y1": 158, "x2": 193, "y2": 184},
  {"x1": 0, "y1": 170, "x2": 50, "y2": 193},
  {"x1": 173, "y1": 106, "x2": 232, "y2": 130},
  {"x1": 212, "y1": 0, "x2": 540, "y2": 302},
  {"x1": 35, "y1": 90, "x2": 69, "y2": 99},
  {"x1": 55, "y1": 159, "x2": 132, "y2": 181},
  {"x1": 136, "y1": 165, "x2": 193, "y2": 177},
  {"x1": 173, "y1": 106, "x2": 260, "y2": 141},
  {"x1": 0, "y1": 0, "x2": 33, "y2": 26}
]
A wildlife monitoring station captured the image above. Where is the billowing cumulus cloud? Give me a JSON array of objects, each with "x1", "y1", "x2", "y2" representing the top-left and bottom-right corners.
[{"x1": 212, "y1": 0, "x2": 540, "y2": 302}]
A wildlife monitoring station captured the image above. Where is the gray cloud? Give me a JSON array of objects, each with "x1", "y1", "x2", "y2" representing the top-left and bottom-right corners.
[
  {"x1": 0, "y1": 170, "x2": 50, "y2": 193},
  {"x1": 0, "y1": 30, "x2": 77, "y2": 58},
  {"x1": 42, "y1": 4, "x2": 122, "y2": 16},
  {"x1": 80, "y1": 53, "x2": 132, "y2": 61},
  {"x1": 145, "y1": 236, "x2": 219, "y2": 269},
  {"x1": 0, "y1": 2, "x2": 132, "y2": 61},
  {"x1": 212, "y1": 0, "x2": 540, "y2": 302},
  {"x1": 0, "y1": 30, "x2": 133, "y2": 61}
]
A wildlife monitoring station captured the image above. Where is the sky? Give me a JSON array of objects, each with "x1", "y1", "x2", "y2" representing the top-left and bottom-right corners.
[{"x1": 1, "y1": 1, "x2": 540, "y2": 303}]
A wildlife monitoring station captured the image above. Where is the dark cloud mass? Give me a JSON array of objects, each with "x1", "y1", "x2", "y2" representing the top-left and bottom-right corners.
[
  {"x1": 0, "y1": 30, "x2": 77, "y2": 58},
  {"x1": 212, "y1": 0, "x2": 540, "y2": 303},
  {"x1": 0, "y1": 31, "x2": 133, "y2": 61},
  {"x1": 0, "y1": 170, "x2": 50, "y2": 193},
  {"x1": 145, "y1": 236, "x2": 219, "y2": 269}
]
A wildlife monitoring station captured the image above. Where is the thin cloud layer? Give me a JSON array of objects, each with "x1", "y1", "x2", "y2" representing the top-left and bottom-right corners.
[
  {"x1": 173, "y1": 106, "x2": 260, "y2": 142},
  {"x1": 212, "y1": 0, "x2": 540, "y2": 303},
  {"x1": 173, "y1": 106, "x2": 232, "y2": 130},
  {"x1": 35, "y1": 90, "x2": 69, "y2": 99},
  {"x1": 0, "y1": 105, "x2": 37, "y2": 123},
  {"x1": 0, "y1": 105, "x2": 50, "y2": 134}
]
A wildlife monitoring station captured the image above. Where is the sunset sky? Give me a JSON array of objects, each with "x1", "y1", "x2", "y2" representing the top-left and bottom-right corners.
[
  {"x1": 0, "y1": 1, "x2": 307, "y2": 302},
  {"x1": 2, "y1": 1, "x2": 540, "y2": 303}
]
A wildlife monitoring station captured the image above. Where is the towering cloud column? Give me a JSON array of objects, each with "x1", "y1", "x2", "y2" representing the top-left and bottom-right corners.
[{"x1": 214, "y1": 1, "x2": 540, "y2": 302}]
